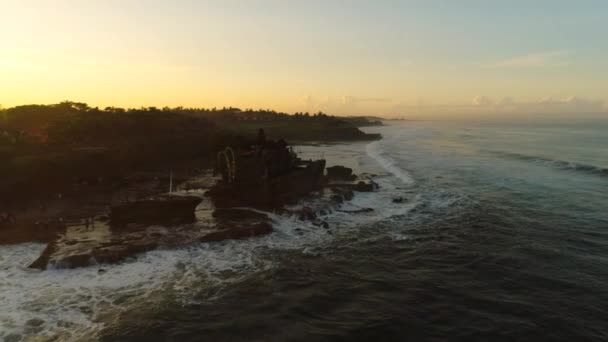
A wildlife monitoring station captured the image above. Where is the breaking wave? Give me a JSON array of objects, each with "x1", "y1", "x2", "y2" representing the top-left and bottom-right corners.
[
  {"x1": 488, "y1": 150, "x2": 608, "y2": 177},
  {"x1": 0, "y1": 210, "x2": 340, "y2": 341},
  {"x1": 0, "y1": 192, "x2": 418, "y2": 341},
  {"x1": 0, "y1": 138, "x2": 425, "y2": 341},
  {"x1": 366, "y1": 141, "x2": 415, "y2": 185},
  {"x1": 0, "y1": 242, "x2": 270, "y2": 341}
]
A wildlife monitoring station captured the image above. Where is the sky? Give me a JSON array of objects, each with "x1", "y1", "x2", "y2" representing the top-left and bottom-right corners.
[{"x1": 1, "y1": 0, "x2": 607, "y2": 118}]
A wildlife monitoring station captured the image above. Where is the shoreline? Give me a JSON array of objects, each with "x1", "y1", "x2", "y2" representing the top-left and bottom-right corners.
[{"x1": 0, "y1": 135, "x2": 381, "y2": 246}]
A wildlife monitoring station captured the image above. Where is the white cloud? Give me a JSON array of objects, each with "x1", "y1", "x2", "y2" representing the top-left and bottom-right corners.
[
  {"x1": 486, "y1": 51, "x2": 570, "y2": 68},
  {"x1": 469, "y1": 95, "x2": 606, "y2": 114},
  {"x1": 301, "y1": 95, "x2": 314, "y2": 106},
  {"x1": 341, "y1": 96, "x2": 356, "y2": 106},
  {"x1": 341, "y1": 96, "x2": 391, "y2": 105},
  {"x1": 300, "y1": 95, "x2": 392, "y2": 114},
  {"x1": 534, "y1": 96, "x2": 605, "y2": 112},
  {"x1": 498, "y1": 96, "x2": 516, "y2": 106},
  {"x1": 472, "y1": 96, "x2": 494, "y2": 106}
]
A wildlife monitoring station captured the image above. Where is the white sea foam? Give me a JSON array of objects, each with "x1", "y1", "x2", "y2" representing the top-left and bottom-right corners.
[
  {"x1": 0, "y1": 209, "x2": 336, "y2": 341},
  {"x1": 366, "y1": 141, "x2": 415, "y2": 185},
  {"x1": 0, "y1": 134, "x2": 422, "y2": 341},
  {"x1": 0, "y1": 191, "x2": 415, "y2": 341}
]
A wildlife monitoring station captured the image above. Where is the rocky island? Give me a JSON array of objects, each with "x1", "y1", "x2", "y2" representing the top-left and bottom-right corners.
[
  {"x1": 0, "y1": 101, "x2": 383, "y2": 270},
  {"x1": 26, "y1": 131, "x2": 378, "y2": 270}
]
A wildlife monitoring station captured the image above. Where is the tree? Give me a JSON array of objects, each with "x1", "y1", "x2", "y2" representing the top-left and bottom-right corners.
[{"x1": 57, "y1": 101, "x2": 90, "y2": 112}]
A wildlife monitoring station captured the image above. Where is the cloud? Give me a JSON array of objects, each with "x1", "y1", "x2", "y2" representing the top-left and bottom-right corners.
[
  {"x1": 341, "y1": 96, "x2": 391, "y2": 105},
  {"x1": 498, "y1": 96, "x2": 516, "y2": 106},
  {"x1": 469, "y1": 95, "x2": 606, "y2": 114},
  {"x1": 301, "y1": 95, "x2": 314, "y2": 106},
  {"x1": 472, "y1": 96, "x2": 494, "y2": 106},
  {"x1": 473, "y1": 96, "x2": 516, "y2": 107},
  {"x1": 486, "y1": 51, "x2": 570, "y2": 68},
  {"x1": 300, "y1": 95, "x2": 392, "y2": 115},
  {"x1": 535, "y1": 96, "x2": 605, "y2": 112}
]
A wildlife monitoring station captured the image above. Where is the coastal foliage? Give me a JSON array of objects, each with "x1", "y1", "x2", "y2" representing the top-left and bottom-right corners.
[{"x1": 0, "y1": 102, "x2": 380, "y2": 205}]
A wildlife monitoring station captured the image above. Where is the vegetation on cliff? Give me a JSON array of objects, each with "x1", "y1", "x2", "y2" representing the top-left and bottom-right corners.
[{"x1": 0, "y1": 102, "x2": 380, "y2": 206}]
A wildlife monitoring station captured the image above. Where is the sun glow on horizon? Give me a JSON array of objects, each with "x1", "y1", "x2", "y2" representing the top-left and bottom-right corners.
[{"x1": 1, "y1": 1, "x2": 607, "y2": 118}]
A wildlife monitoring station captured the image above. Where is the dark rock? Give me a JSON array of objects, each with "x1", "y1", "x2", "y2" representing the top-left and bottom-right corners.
[
  {"x1": 200, "y1": 222, "x2": 273, "y2": 242},
  {"x1": 26, "y1": 318, "x2": 44, "y2": 327},
  {"x1": 392, "y1": 197, "x2": 407, "y2": 203},
  {"x1": 52, "y1": 253, "x2": 94, "y2": 269},
  {"x1": 327, "y1": 178, "x2": 377, "y2": 194},
  {"x1": 354, "y1": 181, "x2": 376, "y2": 192},
  {"x1": 29, "y1": 231, "x2": 160, "y2": 270},
  {"x1": 326, "y1": 166, "x2": 356, "y2": 180},
  {"x1": 209, "y1": 138, "x2": 326, "y2": 209},
  {"x1": 338, "y1": 208, "x2": 374, "y2": 214},
  {"x1": 4, "y1": 333, "x2": 22, "y2": 342},
  {"x1": 24, "y1": 318, "x2": 45, "y2": 334},
  {"x1": 29, "y1": 242, "x2": 58, "y2": 270},
  {"x1": 313, "y1": 220, "x2": 329, "y2": 229},
  {"x1": 297, "y1": 207, "x2": 316, "y2": 221},
  {"x1": 331, "y1": 187, "x2": 354, "y2": 201},
  {"x1": 110, "y1": 194, "x2": 201, "y2": 226},
  {"x1": 97, "y1": 215, "x2": 110, "y2": 222},
  {"x1": 330, "y1": 194, "x2": 344, "y2": 203},
  {"x1": 212, "y1": 208, "x2": 268, "y2": 221},
  {"x1": 0, "y1": 220, "x2": 65, "y2": 245},
  {"x1": 91, "y1": 240, "x2": 158, "y2": 265}
]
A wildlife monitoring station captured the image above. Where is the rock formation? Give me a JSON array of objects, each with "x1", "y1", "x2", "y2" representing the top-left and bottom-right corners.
[{"x1": 27, "y1": 135, "x2": 380, "y2": 270}]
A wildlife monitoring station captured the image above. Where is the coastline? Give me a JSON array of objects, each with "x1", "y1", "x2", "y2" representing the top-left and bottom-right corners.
[
  {"x1": 0, "y1": 137, "x2": 380, "y2": 246},
  {"x1": 1, "y1": 103, "x2": 384, "y2": 246}
]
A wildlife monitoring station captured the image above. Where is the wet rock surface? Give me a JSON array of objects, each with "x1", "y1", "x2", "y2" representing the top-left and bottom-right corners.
[
  {"x1": 331, "y1": 187, "x2": 354, "y2": 201},
  {"x1": 212, "y1": 208, "x2": 269, "y2": 221},
  {"x1": 326, "y1": 178, "x2": 378, "y2": 193},
  {"x1": 338, "y1": 208, "x2": 374, "y2": 214},
  {"x1": 110, "y1": 194, "x2": 202, "y2": 226},
  {"x1": 207, "y1": 160, "x2": 326, "y2": 208},
  {"x1": 326, "y1": 165, "x2": 356, "y2": 180},
  {"x1": 27, "y1": 161, "x2": 379, "y2": 270},
  {"x1": 28, "y1": 204, "x2": 275, "y2": 270},
  {"x1": 200, "y1": 221, "x2": 273, "y2": 243}
]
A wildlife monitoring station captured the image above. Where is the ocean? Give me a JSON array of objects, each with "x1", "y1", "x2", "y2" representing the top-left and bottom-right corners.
[{"x1": 1, "y1": 118, "x2": 607, "y2": 341}]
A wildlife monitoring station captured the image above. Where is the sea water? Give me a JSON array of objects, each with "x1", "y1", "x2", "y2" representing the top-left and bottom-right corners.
[{"x1": 1, "y1": 118, "x2": 607, "y2": 341}]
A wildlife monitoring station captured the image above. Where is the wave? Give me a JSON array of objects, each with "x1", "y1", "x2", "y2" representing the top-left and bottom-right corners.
[
  {"x1": 0, "y1": 209, "x2": 340, "y2": 341},
  {"x1": 366, "y1": 141, "x2": 415, "y2": 185},
  {"x1": 0, "y1": 194, "x2": 417, "y2": 341},
  {"x1": 0, "y1": 140, "x2": 423, "y2": 341},
  {"x1": 488, "y1": 150, "x2": 608, "y2": 177}
]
